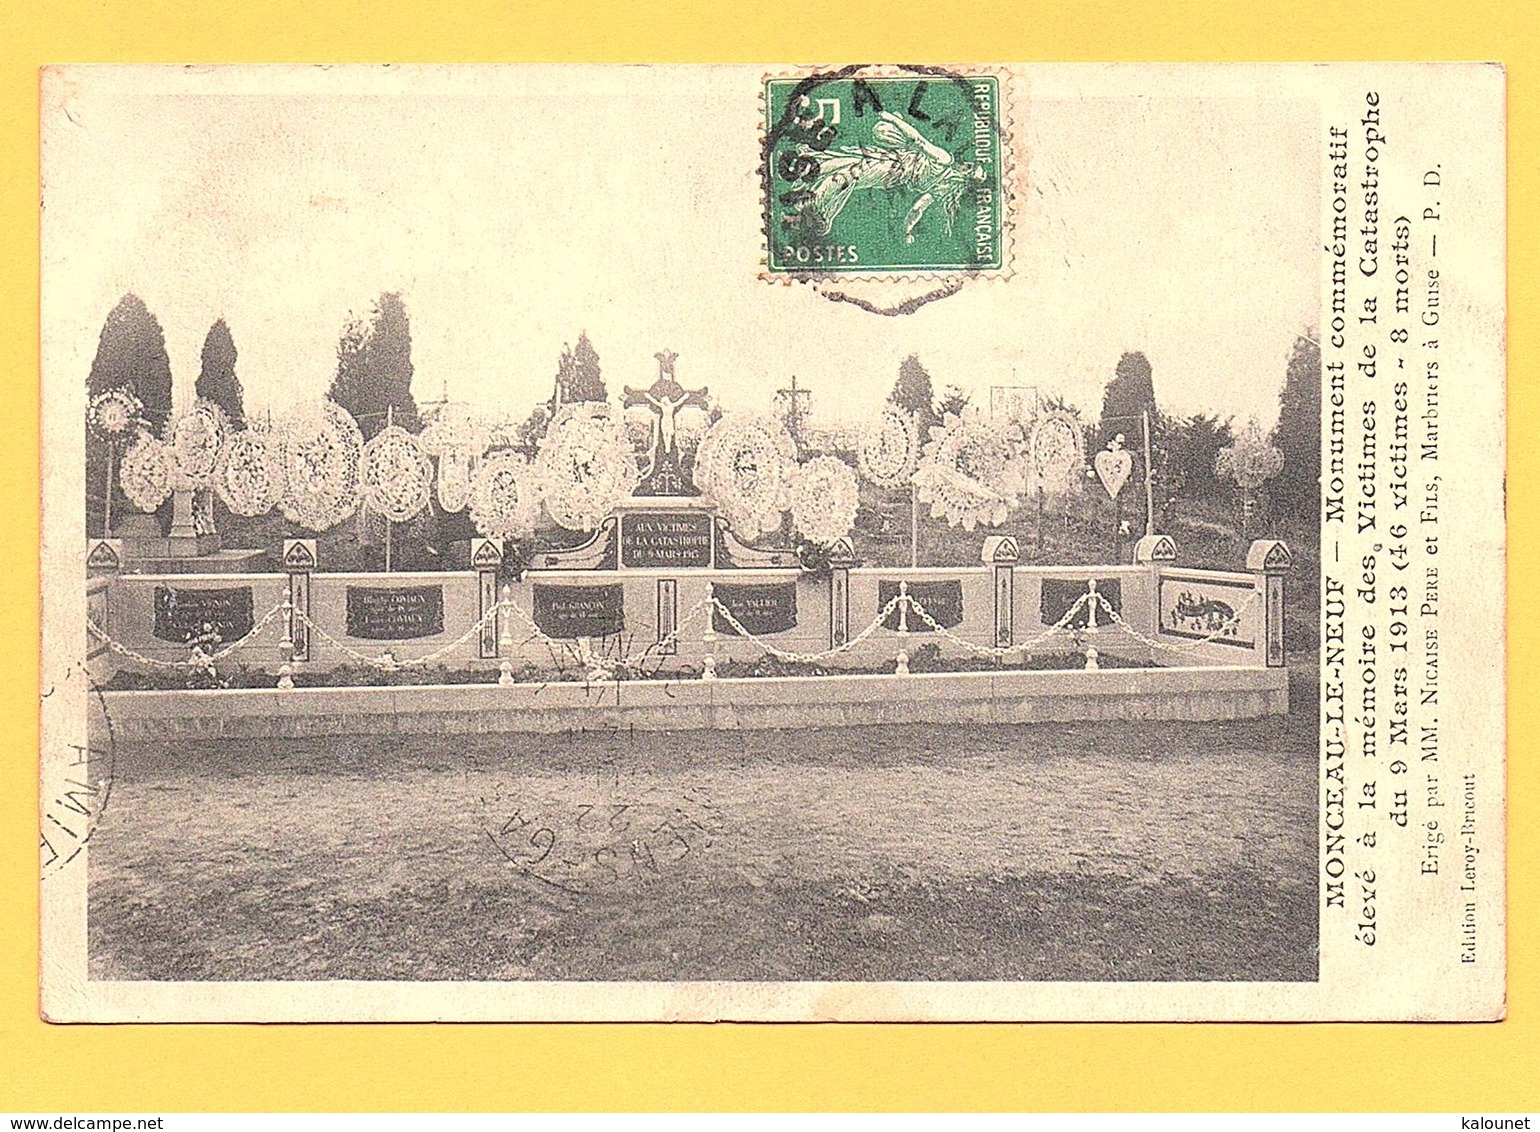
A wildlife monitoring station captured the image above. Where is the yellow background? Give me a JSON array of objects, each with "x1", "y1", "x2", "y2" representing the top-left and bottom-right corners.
[{"x1": 3, "y1": 0, "x2": 1534, "y2": 1112}]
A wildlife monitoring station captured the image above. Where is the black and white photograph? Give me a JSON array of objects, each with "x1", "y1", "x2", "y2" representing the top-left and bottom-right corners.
[{"x1": 38, "y1": 63, "x2": 1505, "y2": 1021}]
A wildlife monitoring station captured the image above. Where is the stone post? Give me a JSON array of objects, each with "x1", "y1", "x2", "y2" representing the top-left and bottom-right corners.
[
  {"x1": 471, "y1": 537, "x2": 504, "y2": 659},
  {"x1": 827, "y1": 536, "x2": 855, "y2": 650},
  {"x1": 656, "y1": 579, "x2": 679, "y2": 656},
  {"x1": 895, "y1": 580, "x2": 910, "y2": 676},
  {"x1": 1246, "y1": 539, "x2": 1293, "y2": 668},
  {"x1": 1133, "y1": 533, "x2": 1178, "y2": 659},
  {"x1": 981, "y1": 535, "x2": 1019, "y2": 652},
  {"x1": 281, "y1": 539, "x2": 316, "y2": 663},
  {"x1": 86, "y1": 538, "x2": 124, "y2": 578},
  {"x1": 86, "y1": 540, "x2": 121, "y2": 666}
]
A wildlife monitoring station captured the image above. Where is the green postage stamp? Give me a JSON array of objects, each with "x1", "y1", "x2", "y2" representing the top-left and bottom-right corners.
[{"x1": 763, "y1": 71, "x2": 1006, "y2": 275}]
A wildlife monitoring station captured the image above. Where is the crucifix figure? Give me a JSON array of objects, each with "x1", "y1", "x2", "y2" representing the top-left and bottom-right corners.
[
  {"x1": 774, "y1": 373, "x2": 811, "y2": 452},
  {"x1": 623, "y1": 349, "x2": 711, "y2": 496}
]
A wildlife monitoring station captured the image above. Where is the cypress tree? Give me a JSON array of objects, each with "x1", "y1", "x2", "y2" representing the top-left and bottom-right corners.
[
  {"x1": 86, "y1": 294, "x2": 173, "y2": 535},
  {"x1": 195, "y1": 318, "x2": 245, "y2": 427}
]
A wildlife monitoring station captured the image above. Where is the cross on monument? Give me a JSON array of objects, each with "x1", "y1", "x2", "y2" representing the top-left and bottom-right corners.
[
  {"x1": 623, "y1": 349, "x2": 711, "y2": 497},
  {"x1": 774, "y1": 374, "x2": 811, "y2": 451}
]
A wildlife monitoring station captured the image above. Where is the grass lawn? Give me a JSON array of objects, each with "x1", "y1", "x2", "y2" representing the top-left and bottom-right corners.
[{"x1": 89, "y1": 670, "x2": 1318, "y2": 983}]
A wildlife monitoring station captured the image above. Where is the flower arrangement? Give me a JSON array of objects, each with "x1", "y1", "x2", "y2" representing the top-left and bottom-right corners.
[
  {"x1": 534, "y1": 403, "x2": 637, "y2": 532},
  {"x1": 119, "y1": 433, "x2": 175, "y2": 513},
  {"x1": 911, "y1": 408, "x2": 1027, "y2": 530},
  {"x1": 359, "y1": 425, "x2": 433, "y2": 523},
  {"x1": 164, "y1": 399, "x2": 230, "y2": 491},
  {"x1": 87, "y1": 386, "x2": 143, "y2": 441},
  {"x1": 693, "y1": 413, "x2": 797, "y2": 541},
  {"x1": 213, "y1": 427, "x2": 287, "y2": 517},
  {"x1": 857, "y1": 406, "x2": 922, "y2": 488},
  {"x1": 789, "y1": 455, "x2": 860, "y2": 547},
  {"x1": 1028, "y1": 411, "x2": 1086, "y2": 498},
  {"x1": 436, "y1": 451, "x2": 474, "y2": 513},
  {"x1": 276, "y1": 400, "x2": 364, "y2": 532},
  {"x1": 469, "y1": 449, "x2": 543, "y2": 540}
]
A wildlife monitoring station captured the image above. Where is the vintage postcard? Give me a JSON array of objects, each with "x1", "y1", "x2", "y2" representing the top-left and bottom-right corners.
[{"x1": 38, "y1": 62, "x2": 1505, "y2": 1021}]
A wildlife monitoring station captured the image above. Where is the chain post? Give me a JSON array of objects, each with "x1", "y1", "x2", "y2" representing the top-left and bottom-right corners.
[
  {"x1": 701, "y1": 583, "x2": 717, "y2": 680},
  {"x1": 895, "y1": 581, "x2": 911, "y2": 676},
  {"x1": 1083, "y1": 578, "x2": 1100, "y2": 671},
  {"x1": 277, "y1": 592, "x2": 295, "y2": 689}
]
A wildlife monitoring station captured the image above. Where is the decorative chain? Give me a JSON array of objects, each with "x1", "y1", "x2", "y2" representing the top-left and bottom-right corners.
[
  {"x1": 1090, "y1": 589, "x2": 1260, "y2": 652},
  {"x1": 708, "y1": 593, "x2": 906, "y2": 664},
  {"x1": 903, "y1": 591, "x2": 1090, "y2": 658},
  {"x1": 87, "y1": 582, "x2": 1266, "y2": 677},
  {"x1": 290, "y1": 601, "x2": 502, "y2": 670},
  {"x1": 86, "y1": 599, "x2": 288, "y2": 670}
]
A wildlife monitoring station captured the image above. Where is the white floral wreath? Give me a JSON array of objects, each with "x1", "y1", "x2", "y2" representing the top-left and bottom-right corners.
[
  {"x1": 164, "y1": 399, "x2": 230, "y2": 491},
  {"x1": 276, "y1": 400, "x2": 363, "y2": 532},
  {"x1": 911, "y1": 409, "x2": 1027, "y2": 531},
  {"x1": 418, "y1": 402, "x2": 488, "y2": 458},
  {"x1": 1028, "y1": 411, "x2": 1086, "y2": 498},
  {"x1": 789, "y1": 455, "x2": 860, "y2": 547},
  {"x1": 214, "y1": 427, "x2": 287, "y2": 517},
  {"x1": 857, "y1": 406, "x2": 922, "y2": 488},
  {"x1": 693, "y1": 413, "x2": 797, "y2": 541},
  {"x1": 1216, "y1": 420, "x2": 1285, "y2": 490},
  {"x1": 436, "y1": 451, "x2": 474, "y2": 513},
  {"x1": 87, "y1": 386, "x2": 143, "y2": 442},
  {"x1": 360, "y1": 425, "x2": 433, "y2": 523},
  {"x1": 469, "y1": 450, "x2": 543, "y2": 540},
  {"x1": 534, "y1": 403, "x2": 638, "y2": 532},
  {"x1": 119, "y1": 432, "x2": 175, "y2": 513}
]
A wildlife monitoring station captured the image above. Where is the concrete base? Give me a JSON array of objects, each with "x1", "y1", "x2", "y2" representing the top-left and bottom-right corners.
[
  {"x1": 120, "y1": 548, "x2": 269, "y2": 575},
  {"x1": 99, "y1": 665, "x2": 1289, "y2": 741}
]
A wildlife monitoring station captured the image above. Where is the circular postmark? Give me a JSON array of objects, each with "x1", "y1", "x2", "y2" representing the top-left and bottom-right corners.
[
  {"x1": 760, "y1": 63, "x2": 1020, "y2": 314},
  {"x1": 478, "y1": 778, "x2": 722, "y2": 896},
  {"x1": 40, "y1": 660, "x2": 117, "y2": 879}
]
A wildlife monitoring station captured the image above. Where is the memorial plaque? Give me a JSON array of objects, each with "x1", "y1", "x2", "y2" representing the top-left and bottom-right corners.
[
  {"x1": 533, "y1": 583, "x2": 626, "y2": 639},
  {"x1": 1040, "y1": 577, "x2": 1122, "y2": 630},
  {"x1": 879, "y1": 579, "x2": 963, "y2": 632},
  {"x1": 152, "y1": 585, "x2": 255, "y2": 644},
  {"x1": 345, "y1": 585, "x2": 445, "y2": 640},
  {"x1": 1158, "y1": 576, "x2": 1255, "y2": 649},
  {"x1": 712, "y1": 581, "x2": 797, "y2": 636},
  {"x1": 620, "y1": 511, "x2": 713, "y2": 568}
]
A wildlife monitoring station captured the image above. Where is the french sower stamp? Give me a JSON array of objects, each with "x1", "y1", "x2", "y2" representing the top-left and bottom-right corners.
[{"x1": 764, "y1": 73, "x2": 1005, "y2": 274}]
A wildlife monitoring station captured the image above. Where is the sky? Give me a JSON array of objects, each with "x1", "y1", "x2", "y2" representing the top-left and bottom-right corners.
[{"x1": 42, "y1": 66, "x2": 1319, "y2": 431}]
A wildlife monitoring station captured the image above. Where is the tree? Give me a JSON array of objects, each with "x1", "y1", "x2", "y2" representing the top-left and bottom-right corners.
[
  {"x1": 1165, "y1": 413, "x2": 1234, "y2": 501},
  {"x1": 195, "y1": 318, "x2": 245, "y2": 427},
  {"x1": 890, "y1": 354, "x2": 938, "y2": 432},
  {"x1": 328, "y1": 291, "x2": 420, "y2": 440},
  {"x1": 511, "y1": 404, "x2": 552, "y2": 459},
  {"x1": 556, "y1": 331, "x2": 606, "y2": 404},
  {"x1": 1098, "y1": 351, "x2": 1157, "y2": 448},
  {"x1": 1269, "y1": 333, "x2": 1321, "y2": 519},
  {"x1": 86, "y1": 293, "x2": 173, "y2": 536},
  {"x1": 935, "y1": 384, "x2": 970, "y2": 419}
]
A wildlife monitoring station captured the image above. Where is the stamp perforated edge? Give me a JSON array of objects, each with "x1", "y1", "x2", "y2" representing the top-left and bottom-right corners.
[{"x1": 756, "y1": 63, "x2": 1026, "y2": 291}]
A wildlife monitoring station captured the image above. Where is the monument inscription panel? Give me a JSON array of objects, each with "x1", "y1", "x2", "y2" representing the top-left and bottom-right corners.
[
  {"x1": 345, "y1": 585, "x2": 445, "y2": 640},
  {"x1": 712, "y1": 580, "x2": 798, "y2": 635},
  {"x1": 620, "y1": 511, "x2": 713, "y2": 568},
  {"x1": 533, "y1": 583, "x2": 626, "y2": 638},
  {"x1": 152, "y1": 585, "x2": 255, "y2": 644}
]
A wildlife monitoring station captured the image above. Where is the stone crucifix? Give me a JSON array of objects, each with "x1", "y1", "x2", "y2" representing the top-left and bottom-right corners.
[{"x1": 623, "y1": 349, "x2": 711, "y2": 497}]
